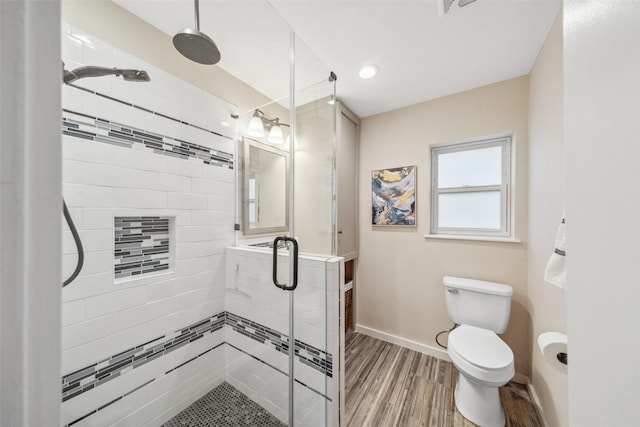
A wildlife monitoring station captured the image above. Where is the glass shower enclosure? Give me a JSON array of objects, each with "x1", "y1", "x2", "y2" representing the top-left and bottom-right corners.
[{"x1": 59, "y1": 1, "x2": 340, "y2": 426}]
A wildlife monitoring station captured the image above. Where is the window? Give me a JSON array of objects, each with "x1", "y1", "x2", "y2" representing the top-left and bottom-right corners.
[{"x1": 430, "y1": 134, "x2": 513, "y2": 239}]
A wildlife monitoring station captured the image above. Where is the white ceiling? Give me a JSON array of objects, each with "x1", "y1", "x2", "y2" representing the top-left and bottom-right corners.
[{"x1": 114, "y1": 0, "x2": 561, "y2": 118}]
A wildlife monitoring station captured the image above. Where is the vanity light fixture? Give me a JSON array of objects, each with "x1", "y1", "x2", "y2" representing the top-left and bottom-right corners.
[
  {"x1": 246, "y1": 109, "x2": 289, "y2": 145},
  {"x1": 359, "y1": 64, "x2": 379, "y2": 79},
  {"x1": 268, "y1": 119, "x2": 284, "y2": 144},
  {"x1": 247, "y1": 110, "x2": 265, "y2": 137}
]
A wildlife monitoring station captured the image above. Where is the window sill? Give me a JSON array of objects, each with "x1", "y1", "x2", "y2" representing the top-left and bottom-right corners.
[{"x1": 424, "y1": 234, "x2": 522, "y2": 244}]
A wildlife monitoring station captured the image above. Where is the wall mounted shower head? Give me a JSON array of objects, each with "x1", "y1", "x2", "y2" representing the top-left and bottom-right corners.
[
  {"x1": 173, "y1": 0, "x2": 221, "y2": 65},
  {"x1": 63, "y1": 65, "x2": 150, "y2": 84},
  {"x1": 118, "y1": 69, "x2": 151, "y2": 82},
  {"x1": 59, "y1": 61, "x2": 149, "y2": 286}
]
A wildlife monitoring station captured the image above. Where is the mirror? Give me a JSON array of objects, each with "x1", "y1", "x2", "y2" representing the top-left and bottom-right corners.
[{"x1": 242, "y1": 137, "x2": 289, "y2": 235}]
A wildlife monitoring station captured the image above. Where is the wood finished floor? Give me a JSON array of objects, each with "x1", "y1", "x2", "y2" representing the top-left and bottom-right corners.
[{"x1": 345, "y1": 331, "x2": 543, "y2": 427}]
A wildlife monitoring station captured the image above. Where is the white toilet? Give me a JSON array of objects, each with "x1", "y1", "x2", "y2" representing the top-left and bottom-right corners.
[{"x1": 443, "y1": 276, "x2": 515, "y2": 427}]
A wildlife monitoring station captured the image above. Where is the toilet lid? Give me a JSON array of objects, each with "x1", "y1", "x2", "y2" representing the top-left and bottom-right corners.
[{"x1": 448, "y1": 325, "x2": 513, "y2": 370}]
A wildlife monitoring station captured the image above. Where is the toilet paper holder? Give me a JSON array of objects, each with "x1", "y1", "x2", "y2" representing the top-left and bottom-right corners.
[
  {"x1": 556, "y1": 352, "x2": 568, "y2": 365},
  {"x1": 538, "y1": 331, "x2": 568, "y2": 373}
]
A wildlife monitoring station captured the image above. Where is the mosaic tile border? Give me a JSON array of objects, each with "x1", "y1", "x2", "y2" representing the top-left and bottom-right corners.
[
  {"x1": 62, "y1": 312, "x2": 226, "y2": 402},
  {"x1": 62, "y1": 109, "x2": 234, "y2": 169},
  {"x1": 114, "y1": 216, "x2": 170, "y2": 280},
  {"x1": 62, "y1": 311, "x2": 332, "y2": 400},
  {"x1": 62, "y1": 311, "x2": 332, "y2": 427},
  {"x1": 227, "y1": 312, "x2": 333, "y2": 378},
  {"x1": 64, "y1": 344, "x2": 224, "y2": 427},
  {"x1": 64, "y1": 341, "x2": 328, "y2": 427}
]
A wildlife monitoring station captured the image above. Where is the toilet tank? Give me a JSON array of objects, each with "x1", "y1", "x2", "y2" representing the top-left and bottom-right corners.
[{"x1": 443, "y1": 276, "x2": 513, "y2": 334}]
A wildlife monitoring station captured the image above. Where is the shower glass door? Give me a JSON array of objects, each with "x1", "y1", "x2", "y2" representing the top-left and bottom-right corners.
[
  {"x1": 290, "y1": 35, "x2": 338, "y2": 426},
  {"x1": 229, "y1": 25, "x2": 338, "y2": 427}
]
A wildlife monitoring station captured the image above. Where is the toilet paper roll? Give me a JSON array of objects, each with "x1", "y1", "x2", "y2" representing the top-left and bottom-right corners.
[{"x1": 538, "y1": 332, "x2": 568, "y2": 374}]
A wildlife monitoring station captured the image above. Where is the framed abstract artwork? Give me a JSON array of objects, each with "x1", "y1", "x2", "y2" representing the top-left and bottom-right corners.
[{"x1": 371, "y1": 165, "x2": 416, "y2": 226}]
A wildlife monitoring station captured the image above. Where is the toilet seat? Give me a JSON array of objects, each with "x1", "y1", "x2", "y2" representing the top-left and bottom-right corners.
[{"x1": 448, "y1": 325, "x2": 514, "y2": 385}]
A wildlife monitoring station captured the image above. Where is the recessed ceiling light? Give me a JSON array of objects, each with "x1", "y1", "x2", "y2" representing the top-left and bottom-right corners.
[{"x1": 359, "y1": 64, "x2": 379, "y2": 79}]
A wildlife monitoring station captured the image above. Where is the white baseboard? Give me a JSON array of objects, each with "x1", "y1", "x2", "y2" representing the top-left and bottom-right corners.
[
  {"x1": 512, "y1": 372, "x2": 528, "y2": 384},
  {"x1": 527, "y1": 382, "x2": 549, "y2": 427},
  {"x1": 354, "y1": 324, "x2": 530, "y2": 385},
  {"x1": 354, "y1": 324, "x2": 451, "y2": 362}
]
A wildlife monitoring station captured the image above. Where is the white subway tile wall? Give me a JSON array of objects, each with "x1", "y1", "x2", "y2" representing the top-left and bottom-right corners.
[
  {"x1": 60, "y1": 22, "x2": 341, "y2": 427},
  {"x1": 61, "y1": 21, "x2": 236, "y2": 426}
]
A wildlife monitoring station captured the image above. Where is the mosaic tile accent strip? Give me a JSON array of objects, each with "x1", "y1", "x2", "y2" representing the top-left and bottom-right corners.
[
  {"x1": 114, "y1": 216, "x2": 170, "y2": 280},
  {"x1": 162, "y1": 382, "x2": 285, "y2": 427},
  {"x1": 62, "y1": 311, "x2": 332, "y2": 426},
  {"x1": 63, "y1": 344, "x2": 224, "y2": 427},
  {"x1": 62, "y1": 109, "x2": 234, "y2": 169},
  {"x1": 62, "y1": 312, "x2": 332, "y2": 403},
  {"x1": 227, "y1": 312, "x2": 333, "y2": 378},
  {"x1": 61, "y1": 312, "x2": 225, "y2": 403},
  {"x1": 64, "y1": 341, "x2": 328, "y2": 427}
]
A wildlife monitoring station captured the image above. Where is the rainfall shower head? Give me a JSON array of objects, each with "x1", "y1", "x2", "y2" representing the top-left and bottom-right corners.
[
  {"x1": 173, "y1": 0, "x2": 221, "y2": 65},
  {"x1": 63, "y1": 65, "x2": 150, "y2": 84},
  {"x1": 173, "y1": 29, "x2": 221, "y2": 65}
]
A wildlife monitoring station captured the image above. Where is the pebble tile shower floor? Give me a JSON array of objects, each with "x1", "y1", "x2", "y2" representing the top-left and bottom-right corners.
[{"x1": 163, "y1": 382, "x2": 285, "y2": 427}]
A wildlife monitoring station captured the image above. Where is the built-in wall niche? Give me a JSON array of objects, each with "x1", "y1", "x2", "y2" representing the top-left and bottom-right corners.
[
  {"x1": 114, "y1": 216, "x2": 174, "y2": 282},
  {"x1": 345, "y1": 259, "x2": 354, "y2": 331}
]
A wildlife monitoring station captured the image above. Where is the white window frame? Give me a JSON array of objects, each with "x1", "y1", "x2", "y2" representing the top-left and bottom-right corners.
[{"x1": 429, "y1": 133, "x2": 514, "y2": 240}]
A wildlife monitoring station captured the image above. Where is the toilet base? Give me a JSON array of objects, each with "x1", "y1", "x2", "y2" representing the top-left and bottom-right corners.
[{"x1": 454, "y1": 372, "x2": 505, "y2": 427}]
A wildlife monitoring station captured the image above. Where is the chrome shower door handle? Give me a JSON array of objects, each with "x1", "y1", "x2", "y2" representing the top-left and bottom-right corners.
[{"x1": 272, "y1": 236, "x2": 299, "y2": 291}]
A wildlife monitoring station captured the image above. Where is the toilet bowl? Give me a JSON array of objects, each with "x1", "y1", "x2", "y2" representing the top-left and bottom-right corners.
[
  {"x1": 443, "y1": 276, "x2": 515, "y2": 427},
  {"x1": 448, "y1": 325, "x2": 514, "y2": 427}
]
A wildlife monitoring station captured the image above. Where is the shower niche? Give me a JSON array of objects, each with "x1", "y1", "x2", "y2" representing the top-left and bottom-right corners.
[{"x1": 114, "y1": 216, "x2": 173, "y2": 282}]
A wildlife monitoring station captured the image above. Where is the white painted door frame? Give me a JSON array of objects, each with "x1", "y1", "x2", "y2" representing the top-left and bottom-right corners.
[{"x1": 0, "y1": 1, "x2": 62, "y2": 425}]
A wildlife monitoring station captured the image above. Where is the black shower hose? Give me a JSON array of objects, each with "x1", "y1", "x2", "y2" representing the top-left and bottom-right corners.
[{"x1": 62, "y1": 199, "x2": 84, "y2": 287}]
